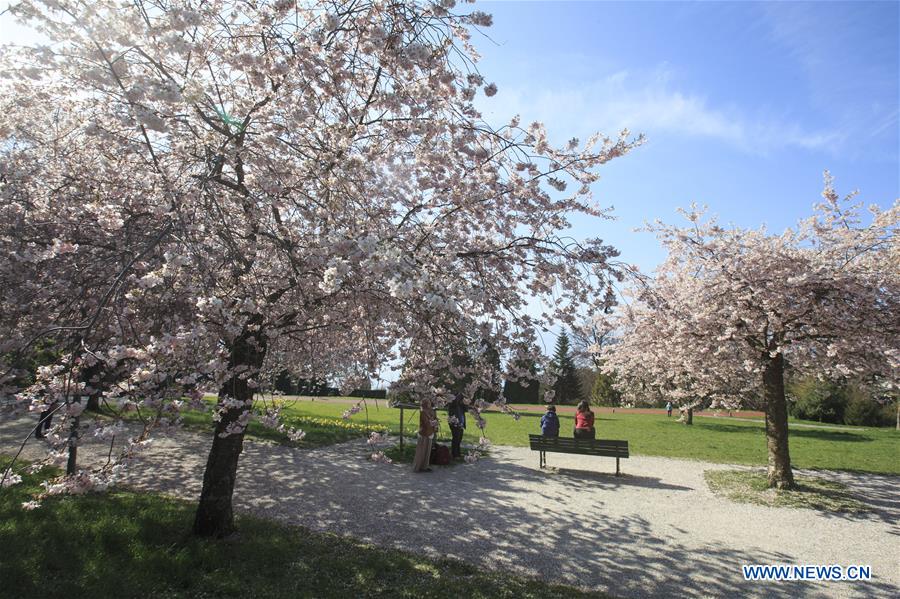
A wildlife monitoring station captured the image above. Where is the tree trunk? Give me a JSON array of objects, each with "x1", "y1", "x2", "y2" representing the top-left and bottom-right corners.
[
  {"x1": 193, "y1": 324, "x2": 267, "y2": 538},
  {"x1": 762, "y1": 352, "x2": 794, "y2": 489},
  {"x1": 66, "y1": 404, "x2": 79, "y2": 475},
  {"x1": 686, "y1": 407, "x2": 693, "y2": 425}
]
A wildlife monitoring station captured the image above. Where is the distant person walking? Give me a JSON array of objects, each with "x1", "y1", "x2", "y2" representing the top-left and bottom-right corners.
[
  {"x1": 540, "y1": 404, "x2": 560, "y2": 437},
  {"x1": 413, "y1": 397, "x2": 437, "y2": 472},
  {"x1": 574, "y1": 400, "x2": 596, "y2": 439},
  {"x1": 666, "y1": 401, "x2": 673, "y2": 417}
]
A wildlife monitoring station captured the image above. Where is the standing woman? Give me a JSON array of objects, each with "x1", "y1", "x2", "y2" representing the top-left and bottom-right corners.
[
  {"x1": 574, "y1": 400, "x2": 596, "y2": 439},
  {"x1": 412, "y1": 397, "x2": 437, "y2": 472}
]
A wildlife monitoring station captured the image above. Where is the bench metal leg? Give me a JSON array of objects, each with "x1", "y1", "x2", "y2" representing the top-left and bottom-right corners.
[{"x1": 616, "y1": 456, "x2": 620, "y2": 476}]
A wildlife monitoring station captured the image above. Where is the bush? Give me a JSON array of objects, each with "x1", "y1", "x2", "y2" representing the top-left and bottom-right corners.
[
  {"x1": 590, "y1": 371, "x2": 622, "y2": 407},
  {"x1": 844, "y1": 393, "x2": 894, "y2": 427},
  {"x1": 349, "y1": 389, "x2": 387, "y2": 399},
  {"x1": 788, "y1": 378, "x2": 847, "y2": 424},
  {"x1": 789, "y1": 377, "x2": 896, "y2": 427}
]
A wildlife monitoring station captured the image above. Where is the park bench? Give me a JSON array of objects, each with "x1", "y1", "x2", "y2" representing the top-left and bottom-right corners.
[{"x1": 528, "y1": 434, "x2": 629, "y2": 476}]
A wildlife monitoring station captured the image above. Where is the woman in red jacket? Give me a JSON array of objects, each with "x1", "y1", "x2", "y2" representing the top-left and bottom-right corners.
[{"x1": 574, "y1": 400, "x2": 596, "y2": 439}]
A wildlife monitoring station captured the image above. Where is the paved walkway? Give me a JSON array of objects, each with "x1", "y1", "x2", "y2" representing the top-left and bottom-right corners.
[{"x1": 1, "y1": 417, "x2": 897, "y2": 598}]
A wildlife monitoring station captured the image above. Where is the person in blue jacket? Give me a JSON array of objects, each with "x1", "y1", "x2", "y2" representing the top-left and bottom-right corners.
[{"x1": 540, "y1": 404, "x2": 560, "y2": 437}]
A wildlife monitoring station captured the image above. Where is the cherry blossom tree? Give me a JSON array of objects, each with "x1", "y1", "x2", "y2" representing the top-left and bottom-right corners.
[
  {"x1": 1, "y1": 0, "x2": 642, "y2": 536},
  {"x1": 601, "y1": 175, "x2": 899, "y2": 488}
]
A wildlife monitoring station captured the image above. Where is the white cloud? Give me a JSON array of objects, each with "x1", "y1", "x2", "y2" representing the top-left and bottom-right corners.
[{"x1": 480, "y1": 67, "x2": 842, "y2": 155}]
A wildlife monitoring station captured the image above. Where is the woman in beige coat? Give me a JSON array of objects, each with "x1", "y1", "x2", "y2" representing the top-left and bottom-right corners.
[{"x1": 412, "y1": 397, "x2": 437, "y2": 472}]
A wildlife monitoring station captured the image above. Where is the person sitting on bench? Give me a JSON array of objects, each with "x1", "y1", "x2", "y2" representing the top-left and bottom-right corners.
[
  {"x1": 540, "y1": 404, "x2": 560, "y2": 438},
  {"x1": 574, "y1": 400, "x2": 595, "y2": 440}
]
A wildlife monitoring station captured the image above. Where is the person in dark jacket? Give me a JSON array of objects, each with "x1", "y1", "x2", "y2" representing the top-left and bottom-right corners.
[
  {"x1": 447, "y1": 394, "x2": 467, "y2": 459},
  {"x1": 540, "y1": 404, "x2": 560, "y2": 437},
  {"x1": 35, "y1": 396, "x2": 56, "y2": 439}
]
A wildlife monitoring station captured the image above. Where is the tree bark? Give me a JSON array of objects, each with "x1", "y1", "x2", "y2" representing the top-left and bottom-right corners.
[
  {"x1": 66, "y1": 407, "x2": 79, "y2": 475},
  {"x1": 192, "y1": 323, "x2": 267, "y2": 538},
  {"x1": 686, "y1": 407, "x2": 693, "y2": 425},
  {"x1": 762, "y1": 352, "x2": 794, "y2": 489}
]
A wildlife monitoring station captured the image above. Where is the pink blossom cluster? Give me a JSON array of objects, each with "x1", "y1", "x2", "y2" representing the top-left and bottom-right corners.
[
  {"x1": 342, "y1": 403, "x2": 364, "y2": 420},
  {"x1": 369, "y1": 451, "x2": 392, "y2": 464},
  {"x1": 367, "y1": 431, "x2": 390, "y2": 445},
  {"x1": 41, "y1": 471, "x2": 109, "y2": 496},
  {"x1": 1, "y1": 473, "x2": 22, "y2": 488}
]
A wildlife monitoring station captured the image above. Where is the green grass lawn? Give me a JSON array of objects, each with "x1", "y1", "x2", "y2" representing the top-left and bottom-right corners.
[
  {"x1": 0, "y1": 458, "x2": 605, "y2": 599},
  {"x1": 255, "y1": 398, "x2": 898, "y2": 475},
  {"x1": 114, "y1": 396, "x2": 898, "y2": 475},
  {"x1": 704, "y1": 469, "x2": 870, "y2": 513},
  {"x1": 113, "y1": 402, "x2": 390, "y2": 449}
]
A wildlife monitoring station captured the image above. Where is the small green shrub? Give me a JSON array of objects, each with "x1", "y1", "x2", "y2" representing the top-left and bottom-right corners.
[
  {"x1": 844, "y1": 395, "x2": 894, "y2": 427},
  {"x1": 788, "y1": 378, "x2": 847, "y2": 424}
]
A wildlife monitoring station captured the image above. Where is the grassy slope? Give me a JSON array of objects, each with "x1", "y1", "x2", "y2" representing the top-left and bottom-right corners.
[{"x1": 0, "y1": 459, "x2": 606, "y2": 599}]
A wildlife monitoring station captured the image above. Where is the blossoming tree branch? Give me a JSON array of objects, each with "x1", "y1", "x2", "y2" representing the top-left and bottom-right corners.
[{"x1": 0, "y1": 0, "x2": 641, "y2": 537}]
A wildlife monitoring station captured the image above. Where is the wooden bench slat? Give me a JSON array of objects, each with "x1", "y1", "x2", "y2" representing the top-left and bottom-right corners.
[
  {"x1": 529, "y1": 435, "x2": 626, "y2": 444},
  {"x1": 530, "y1": 443, "x2": 627, "y2": 451},
  {"x1": 528, "y1": 434, "x2": 629, "y2": 474}
]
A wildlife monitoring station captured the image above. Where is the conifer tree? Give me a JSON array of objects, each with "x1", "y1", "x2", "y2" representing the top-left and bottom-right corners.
[{"x1": 551, "y1": 332, "x2": 582, "y2": 404}]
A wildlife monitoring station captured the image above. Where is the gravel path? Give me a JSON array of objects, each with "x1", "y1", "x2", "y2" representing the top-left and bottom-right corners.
[{"x1": 2, "y1": 417, "x2": 897, "y2": 598}]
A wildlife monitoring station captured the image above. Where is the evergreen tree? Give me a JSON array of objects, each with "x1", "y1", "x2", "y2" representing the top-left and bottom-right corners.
[{"x1": 551, "y1": 332, "x2": 582, "y2": 404}]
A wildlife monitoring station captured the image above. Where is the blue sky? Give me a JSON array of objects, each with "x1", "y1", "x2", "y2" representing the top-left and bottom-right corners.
[
  {"x1": 3, "y1": 0, "x2": 895, "y2": 272},
  {"x1": 474, "y1": 0, "x2": 899, "y2": 272}
]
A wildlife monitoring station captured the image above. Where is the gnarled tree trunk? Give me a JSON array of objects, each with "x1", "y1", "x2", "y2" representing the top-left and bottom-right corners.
[
  {"x1": 762, "y1": 352, "x2": 794, "y2": 489},
  {"x1": 193, "y1": 323, "x2": 267, "y2": 538}
]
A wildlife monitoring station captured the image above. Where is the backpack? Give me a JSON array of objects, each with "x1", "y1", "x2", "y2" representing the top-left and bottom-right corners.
[{"x1": 431, "y1": 443, "x2": 451, "y2": 466}]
